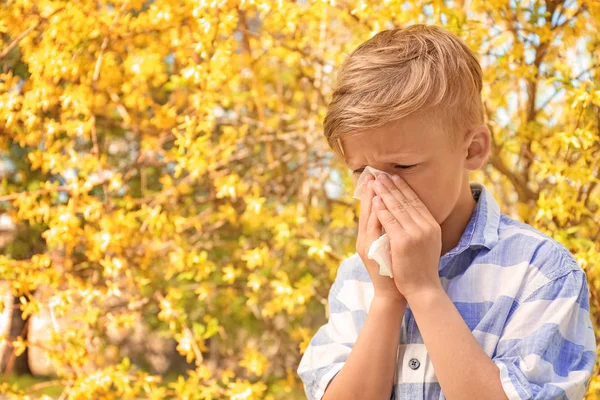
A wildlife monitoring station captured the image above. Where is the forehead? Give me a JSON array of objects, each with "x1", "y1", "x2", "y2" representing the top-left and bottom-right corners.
[{"x1": 341, "y1": 115, "x2": 441, "y2": 164}]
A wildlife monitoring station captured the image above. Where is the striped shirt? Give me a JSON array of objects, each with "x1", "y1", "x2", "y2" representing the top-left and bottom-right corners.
[{"x1": 297, "y1": 182, "x2": 596, "y2": 400}]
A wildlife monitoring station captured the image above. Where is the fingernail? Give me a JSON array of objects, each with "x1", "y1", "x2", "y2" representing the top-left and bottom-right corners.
[{"x1": 392, "y1": 175, "x2": 401, "y2": 182}]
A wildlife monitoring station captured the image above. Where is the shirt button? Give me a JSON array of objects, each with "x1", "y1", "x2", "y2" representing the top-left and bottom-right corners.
[{"x1": 408, "y1": 358, "x2": 420, "y2": 370}]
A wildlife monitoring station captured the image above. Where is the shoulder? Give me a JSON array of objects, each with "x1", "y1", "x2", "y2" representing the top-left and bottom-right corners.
[{"x1": 494, "y1": 214, "x2": 584, "y2": 295}]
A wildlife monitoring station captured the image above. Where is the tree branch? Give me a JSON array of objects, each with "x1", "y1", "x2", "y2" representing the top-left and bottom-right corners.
[{"x1": 0, "y1": 7, "x2": 65, "y2": 60}]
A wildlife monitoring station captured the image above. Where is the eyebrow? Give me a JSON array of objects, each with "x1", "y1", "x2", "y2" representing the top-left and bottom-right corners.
[{"x1": 347, "y1": 153, "x2": 416, "y2": 166}]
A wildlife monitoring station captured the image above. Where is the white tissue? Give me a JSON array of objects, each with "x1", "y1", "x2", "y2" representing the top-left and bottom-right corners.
[{"x1": 353, "y1": 166, "x2": 394, "y2": 278}]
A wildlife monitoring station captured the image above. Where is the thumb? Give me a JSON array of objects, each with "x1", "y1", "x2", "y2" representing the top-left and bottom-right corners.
[{"x1": 366, "y1": 198, "x2": 383, "y2": 244}]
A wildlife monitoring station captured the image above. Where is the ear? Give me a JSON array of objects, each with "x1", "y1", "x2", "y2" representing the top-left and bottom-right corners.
[{"x1": 463, "y1": 125, "x2": 490, "y2": 171}]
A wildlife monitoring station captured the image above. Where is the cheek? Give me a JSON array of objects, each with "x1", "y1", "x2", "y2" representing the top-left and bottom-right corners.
[
  {"x1": 408, "y1": 167, "x2": 459, "y2": 224},
  {"x1": 416, "y1": 187, "x2": 446, "y2": 224},
  {"x1": 429, "y1": 187, "x2": 458, "y2": 225},
  {"x1": 403, "y1": 177, "x2": 437, "y2": 218},
  {"x1": 434, "y1": 170, "x2": 464, "y2": 225}
]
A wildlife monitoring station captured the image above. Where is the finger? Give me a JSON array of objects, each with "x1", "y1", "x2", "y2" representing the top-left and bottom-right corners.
[
  {"x1": 378, "y1": 174, "x2": 409, "y2": 205},
  {"x1": 358, "y1": 178, "x2": 375, "y2": 250},
  {"x1": 359, "y1": 177, "x2": 374, "y2": 236},
  {"x1": 376, "y1": 175, "x2": 419, "y2": 223},
  {"x1": 390, "y1": 175, "x2": 437, "y2": 225},
  {"x1": 380, "y1": 174, "x2": 432, "y2": 228},
  {"x1": 373, "y1": 197, "x2": 406, "y2": 237},
  {"x1": 373, "y1": 178, "x2": 417, "y2": 229},
  {"x1": 367, "y1": 195, "x2": 383, "y2": 242}
]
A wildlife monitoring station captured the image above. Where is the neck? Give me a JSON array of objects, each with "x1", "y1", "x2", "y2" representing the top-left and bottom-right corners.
[{"x1": 440, "y1": 179, "x2": 477, "y2": 256}]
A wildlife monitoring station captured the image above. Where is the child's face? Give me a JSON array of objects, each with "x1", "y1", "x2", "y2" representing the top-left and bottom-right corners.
[{"x1": 342, "y1": 112, "x2": 475, "y2": 226}]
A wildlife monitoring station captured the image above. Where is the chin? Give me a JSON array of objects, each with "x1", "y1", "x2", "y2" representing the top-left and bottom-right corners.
[
  {"x1": 435, "y1": 204, "x2": 455, "y2": 227},
  {"x1": 436, "y1": 215, "x2": 448, "y2": 227}
]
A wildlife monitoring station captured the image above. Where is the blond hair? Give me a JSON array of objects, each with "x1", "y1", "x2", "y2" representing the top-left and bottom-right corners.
[{"x1": 324, "y1": 24, "x2": 484, "y2": 161}]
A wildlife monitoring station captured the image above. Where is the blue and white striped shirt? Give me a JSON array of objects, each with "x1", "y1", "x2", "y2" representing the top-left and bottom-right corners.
[{"x1": 298, "y1": 182, "x2": 596, "y2": 400}]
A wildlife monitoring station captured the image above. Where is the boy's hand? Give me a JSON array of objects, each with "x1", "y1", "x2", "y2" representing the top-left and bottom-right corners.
[
  {"x1": 372, "y1": 174, "x2": 443, "y2": 301},
  {"x1": 356, "y1": 175, "x2": 406, "y2": 303}
]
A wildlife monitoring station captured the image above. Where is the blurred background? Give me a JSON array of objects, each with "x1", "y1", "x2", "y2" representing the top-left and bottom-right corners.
[{"x1": 0, "y1": 0, "x2": 599, "y2": 398}]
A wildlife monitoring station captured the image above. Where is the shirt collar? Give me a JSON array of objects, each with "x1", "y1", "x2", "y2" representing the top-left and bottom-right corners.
[{"x1": 442, "y1": 182, "x2": 501, "y2": 258}]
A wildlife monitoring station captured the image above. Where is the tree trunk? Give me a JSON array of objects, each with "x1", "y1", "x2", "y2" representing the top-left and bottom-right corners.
[{"x1": 1, "y1": 292, "x2": 31, "y2": 376}]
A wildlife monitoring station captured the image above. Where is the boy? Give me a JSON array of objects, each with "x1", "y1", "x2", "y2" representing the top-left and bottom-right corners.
[{"x1": 297, "y1": 24, "x2": 597, "y2": 400}]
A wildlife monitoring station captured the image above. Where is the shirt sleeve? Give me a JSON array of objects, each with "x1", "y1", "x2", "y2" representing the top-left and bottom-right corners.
[
  {"x1": 492, "y1": 269, "x2": 597, "y2": 400},
  {"x1": 297, "y1": 255, "x2": 372, "y2": 400}
]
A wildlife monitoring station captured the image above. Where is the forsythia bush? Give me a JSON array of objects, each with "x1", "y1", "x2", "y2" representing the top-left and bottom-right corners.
[{"x1": 0, "y1": 0, "x2": 599, "y2": 398}]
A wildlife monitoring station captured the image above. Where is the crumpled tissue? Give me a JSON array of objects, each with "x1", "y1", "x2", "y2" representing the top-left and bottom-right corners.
[{"x1": 353, "y1": 166, "x2": 394, "y2": 278}]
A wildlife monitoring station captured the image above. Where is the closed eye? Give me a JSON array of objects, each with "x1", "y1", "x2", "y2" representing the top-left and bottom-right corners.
[{"x1": 353, "y1": 165, "x2": 416, "y2": 174}]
